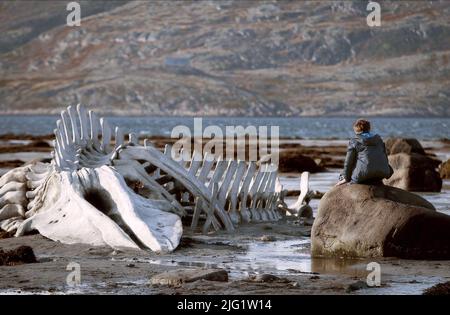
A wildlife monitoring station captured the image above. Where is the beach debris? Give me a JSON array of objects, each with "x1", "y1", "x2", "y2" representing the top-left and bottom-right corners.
[
  {"x1": 0, "y1": 245, "x2": 37, "y2": 266},
  {"x1": 150, "y1": 268, "x2": 228, "y2": 286},
  {"x1": 0, "y1": 105, "x2": 312, "y2": 252}
]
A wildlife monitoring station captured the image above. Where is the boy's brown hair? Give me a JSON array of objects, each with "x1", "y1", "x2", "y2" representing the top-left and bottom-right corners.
[{"x1": 353, "y1": 119, "x2": 371, "y2": 133}]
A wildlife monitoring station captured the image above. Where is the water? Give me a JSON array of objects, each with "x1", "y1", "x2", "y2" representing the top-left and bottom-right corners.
[
  {"x1": 0, "y1": 115, "x2": 449, "y2": 140},
  {"x1": 111, "y1": 238, "x2": 321, "y2": 280},
  {"x1": 282, "y1": 171, "x2": 450, "y2": 217}
]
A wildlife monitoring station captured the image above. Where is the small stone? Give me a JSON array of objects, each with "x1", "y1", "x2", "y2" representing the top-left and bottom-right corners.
[
  {"x1": 250, "y1": 274, "x2": 289, "y2": 283},
  {"x1": 346, "y1": 280, "x2": 369, "y2": 293},
  {"x1": 150, "y1": 268, "x2": 228, "y2": 286},
  {"x1": 310, "y1": 275, "x2": 320, "y2": 280},
  {"x1": 126, "y1": 263, "x2": 136, "y2": 268},
  {"x1": 312, "y1": 190, "x2": 324, "y2": 199},
  {"x1": 260, "y1": 235, "x2": 276, "y2": 242}
]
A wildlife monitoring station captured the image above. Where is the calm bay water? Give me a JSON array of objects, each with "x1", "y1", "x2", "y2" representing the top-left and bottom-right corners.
[{"x1": 0, "y1": 115, "x2": 448, "y2": 140}]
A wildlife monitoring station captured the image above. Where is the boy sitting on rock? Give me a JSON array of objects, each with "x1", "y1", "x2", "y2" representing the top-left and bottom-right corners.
[{"x1": 336, "y1": 119, "x2": 393, "y2": 186}]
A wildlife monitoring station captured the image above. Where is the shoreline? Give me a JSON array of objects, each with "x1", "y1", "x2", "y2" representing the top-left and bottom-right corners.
[
  {"x1": 1, "y1": 224, "x2": 449, "y2": 295},
  {"x1": 0, "y1": 135, "x2": 449, "y2": 295}
]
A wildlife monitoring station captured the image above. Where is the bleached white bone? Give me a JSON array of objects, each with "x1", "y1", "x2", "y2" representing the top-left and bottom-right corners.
[
  {"x1": 1, "y1": 216, "x2": 23, "y2": 232},
  {"x1": 227, "y1": 161, "x2": 246, "y2": 225},
  {"x1": 0, "y1": 104, "x2": 312, "y2": 250},
  {"x1": 238, "y1": 162, "x2": 256, "y2": 223},
  {"x1": 289, "y1": 171, "x2": 310, "y2": 212},
  {"x1": 0, "y1": 204, "x2": 25, "y2": 221},
  {"x1": 118, "y1": 145, "x2": 234, "y2": 231}
]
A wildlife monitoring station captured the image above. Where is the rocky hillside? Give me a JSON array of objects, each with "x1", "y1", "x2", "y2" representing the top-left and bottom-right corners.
[{"x1": 1, "y1": 0, "x2": 449, "y2": 116}]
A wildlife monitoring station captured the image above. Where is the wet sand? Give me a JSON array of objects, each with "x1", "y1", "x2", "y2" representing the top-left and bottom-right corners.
[
  {"x1": 0, "y1": 135, "x2": 449, "y2": 295},
  {"x1": 0, "y1": 222, "x2": 449, "y2": 295}
]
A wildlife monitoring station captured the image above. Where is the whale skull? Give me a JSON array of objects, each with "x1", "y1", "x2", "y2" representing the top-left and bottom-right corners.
[
  {"x1": 10, "y1": 105, "x2": 183, "y2": 252},
  {"x1": 0, "y1": 105, "x2": 311, "y2": 252}
]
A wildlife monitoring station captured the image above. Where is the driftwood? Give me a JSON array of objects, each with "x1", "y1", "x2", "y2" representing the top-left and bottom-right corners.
[{"x1": 0, "y1": 105, "x2": 311, "y2": 252}]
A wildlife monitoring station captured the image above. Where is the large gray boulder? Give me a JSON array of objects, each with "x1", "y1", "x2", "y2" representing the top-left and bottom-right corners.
[
  {"x1": 311, "y1": 184, "x2": 450, "y2": 259},
  {"x1": 384, "y1": 153, "x2": 442, "y2": 192},
  {"x1": 383, "y1": 138, "x2": 442, "y2": 192},
  {"x1": 385, "y1": 138, "x2": 426, "y2": 155}
]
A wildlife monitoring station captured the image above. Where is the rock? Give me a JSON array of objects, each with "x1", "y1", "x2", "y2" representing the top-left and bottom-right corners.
[
  {"x1": 384, "y1": 138, "x2": 442, "y2": 192},
  {"x1": 0, "y1": 230, "x2": 14, "y2": 239},
  {"x1": 311, "y1": 184, "x2": 450, "y2": 259},
  {"x1": 298, "y1": 205, "x2": 313, "y2": 219},
  {"x1": 248, "y1": 274, "x2": 289, "y2": 283},
  {"x1": 0, "y1": 246, "x2": 37, "y2": 266},
  {"x1": 385, "y1": 138, "x2": 426, "y2": 155},
  {"x1": 385, "y1": 153, "x2": 442, "y2": 192},
  {"x1": 150, "y1": 268, "x2": 228, "y2": 286},
  {"x1": 278, "y1": 150, "x2": 324, "y2": 173},
  {"x1": 30, "y1": 140, "x2": 51, "y2": 148},
  {"x1": 422, "y1": 281, "x2": 450, "y2": 295},
  {"x1": 311, "y1": 190, "x2": 324, "y2": 199},
  {"x1": 440, "y1": 159, "x2": 450, "y2": 179},
  {"x1": 346, "y1": 280, "x2": 369, "y2": 293},
  {"x1": 260, "y1": 235, "x2": 276, "y2": 242}
]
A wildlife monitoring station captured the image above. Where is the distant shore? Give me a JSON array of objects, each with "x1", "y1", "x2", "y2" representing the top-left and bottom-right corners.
[{"x1": 1, "y1": 134, "x2": 449, "y2": 174}]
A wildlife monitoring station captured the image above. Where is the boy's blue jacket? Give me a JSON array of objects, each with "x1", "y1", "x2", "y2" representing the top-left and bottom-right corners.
[{"x1": 343, "y1": 132, "x2": 393, "y2": 183}]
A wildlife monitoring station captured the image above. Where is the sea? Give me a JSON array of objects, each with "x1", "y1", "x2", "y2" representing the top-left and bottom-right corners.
[{"x1": 0, "y1": 115, "x2": 448, "y2": 140}]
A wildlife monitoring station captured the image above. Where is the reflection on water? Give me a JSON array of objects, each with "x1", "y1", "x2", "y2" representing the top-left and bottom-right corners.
[
  {"x1": 115, "y1": 241, "x2": 311, "y2": 279},
  {"x1": 310, "y1": 257, "x2": 368, "y2": 277},
  {"x1": 125, "y1": 239, "x2": 367, "y2": 279}
]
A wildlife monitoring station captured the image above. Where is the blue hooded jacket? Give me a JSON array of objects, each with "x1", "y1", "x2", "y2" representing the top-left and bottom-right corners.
[{"x1": 342, "y1": 132, "x2": 393, "y2": 184}]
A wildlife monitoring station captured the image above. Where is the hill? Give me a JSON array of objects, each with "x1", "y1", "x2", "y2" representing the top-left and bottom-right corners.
[{"x1": 1, "y1": 0, "x2": 449, "y2": 116}]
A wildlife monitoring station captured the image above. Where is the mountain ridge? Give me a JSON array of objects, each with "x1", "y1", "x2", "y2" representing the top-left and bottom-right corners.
[{"x1": 1, "y1": 0, "x2": 449, "y2": 117}]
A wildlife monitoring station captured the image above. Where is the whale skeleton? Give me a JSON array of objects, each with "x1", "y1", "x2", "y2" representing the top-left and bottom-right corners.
[{"x1": 0, "y1": 105, "x2": 311, "y2": 252}]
